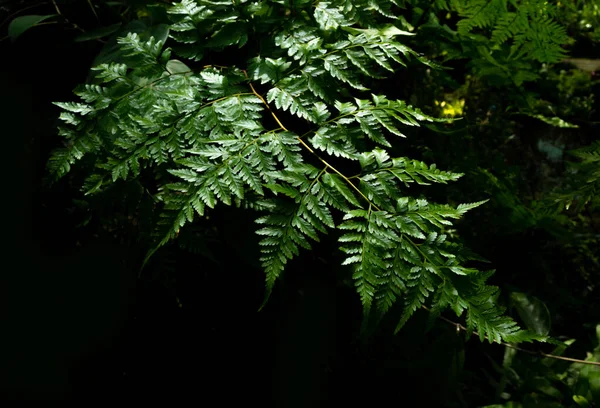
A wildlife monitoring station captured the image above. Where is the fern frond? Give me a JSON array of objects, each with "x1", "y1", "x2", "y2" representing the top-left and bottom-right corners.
[
  {"x1": 451, "y1": 0, "x2": 570, "y2": 64},
  {"x1": 395, "y1": 265, "x2": 435, "y2": 333},
  {"x1": 257, "y1": 165, "x2": 331, "y2": 298},
  {"x1": 267, "y1": 76, "x2": 320, "y2": 122},
  {"x1": 314, "y1": 2, "x2": 348, "y2": 31},
  {"x1": 48, "y1": 0, "x2": 543, "y2": 344},
  {"x1": 455, "y1": 0, "x2": 507, "y2": 35}
]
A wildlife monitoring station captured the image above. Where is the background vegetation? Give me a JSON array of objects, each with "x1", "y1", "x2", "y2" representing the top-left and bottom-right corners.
[{"x1": 1, "y1": 0, "x2": 599, "y2": 406}]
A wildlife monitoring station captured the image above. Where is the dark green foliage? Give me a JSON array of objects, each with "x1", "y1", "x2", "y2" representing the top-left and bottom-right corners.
[
  {"x1": 455, "y1": 0, "x2": 569, "y2": 63},
  {"x1": 2, "y1": 0, "x2": 598, "y2": 405},
  {"x1": 47, "y1": 0, "x2": 567, "y2": 344},
  {"x1": 421, "y1": 0, "x2": 570, "y2": 64},
  {"x1": 558, "y1": 141, "x2": 600, "y2": 211},
  {"x1": 481, "y1": 322, "x2": 600, "y2": 408}
]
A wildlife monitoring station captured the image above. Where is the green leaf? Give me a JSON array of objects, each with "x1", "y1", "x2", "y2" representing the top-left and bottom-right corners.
[
  {"x1": 166, "y1": 59, "x2": 191, "y2": 74},
  {"x1": 510, "y1": 292, "x2": 551, "y2": 336},
  {"x1": 343, "y1": 25, "x2": 415, "y2": 38},
  {"x1": 527, "y1": 114, "x2": 579, "y2": 128},
  {"x1": 572, "y1": 395, "x2": 590, "y2": 408},
  {"x1": 75, "y1": 23, "x2": 122, "y2": 42},
  {"x1": 248, "y1": 57, "x2": 291, "y2": 84},
  {"x1": 314, "y1": 2, "x2": 346, "y2": 31},
  {"x1": 322, "y1": 173, "x2": 362, "y2": 207},
  {"x1": 590, "y1": 371, "x2": 600, "y2": 404},
  {"x1": 8, "y1": 15, "x2": 56, "y2": 41},
  {"x1": 91, "y1": 21, "x2": 168, "y2": 66},
  {"x1": 456, "y1": 200, "x2": 488, "y2": 215}
]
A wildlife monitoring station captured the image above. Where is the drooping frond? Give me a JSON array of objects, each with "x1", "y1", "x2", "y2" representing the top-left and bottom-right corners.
[
  {"x1": 449, "y1": 0, "x2": 569, "y2": 63},
  {"x1": 46, "y1": 0, "x2": 552, "y2": 344}
]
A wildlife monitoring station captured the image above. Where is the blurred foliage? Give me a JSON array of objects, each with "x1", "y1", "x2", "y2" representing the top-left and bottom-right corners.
[
  {"x1": 391, "y1": 1, "x2": 600, "y2": 405},
  {"x1": 482, "y1": 323, "x2": 600, "y2": 408},
  {"x1": 558, "y1": 0, "x2": 600, "y2": 43}
]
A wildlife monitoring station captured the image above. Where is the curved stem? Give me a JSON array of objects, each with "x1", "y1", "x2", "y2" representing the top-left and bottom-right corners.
[
  {"x1": 423, "y1": 306, "x2": 600, "y2": 367},
  {"x1": 247, "y1": 80, "x2": 381, "y2": 211}
]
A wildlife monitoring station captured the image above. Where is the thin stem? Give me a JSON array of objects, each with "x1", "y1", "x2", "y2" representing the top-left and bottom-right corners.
[
  {"x1": 86, "y1": 0, "x2": 100, "y2": 22},
  {"x1": 246, "y1": 79, "x2": 381, "y2": 211},
  {"x1": 423, "y1": 306, "x2": 600, "y2": 367},
  {"x1": 52, "y1": 0, "x2": 85, "y2": 33},
  {"x1": 52, "y1": 0, "x2": 105, "y2": 42},
  {"x1": 51, "y1": 0, "x2": 61, "y2": 15},
  {"x1": 298, "y1": 136, "x2": 380, "y2": 211},
  {"x1": 247, "y1": 81, "x2": 288, "y2": 131}
]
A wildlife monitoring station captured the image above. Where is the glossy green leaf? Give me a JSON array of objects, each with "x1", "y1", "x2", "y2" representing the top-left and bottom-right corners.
[
  {"x1": 166, "y1": 59, "x2": 191, "y2": 74},
  {"x1": 75, "y1": 23, "x2": 122, "y2": 42},
  {"x1": 511, "y1": 292, "x2": 551, "y2": 336},
  {"x1": 8, "y1": 15, "x2": 56, "y2": 41},
  {"x1": 573, "y1": 395, "x2": 590, "y2": 407}
]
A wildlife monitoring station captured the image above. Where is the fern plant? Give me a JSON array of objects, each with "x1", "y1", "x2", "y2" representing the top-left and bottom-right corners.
[
  {"x1": 432, "y1": 0, "x2": 570, "y2": 64},
  {"x1": 49, "y1": 0, "x2": 546, "y2": 343},
  {"x1": 412, "y1": 0, "x2": 570, "y2": 98}
]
